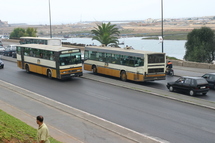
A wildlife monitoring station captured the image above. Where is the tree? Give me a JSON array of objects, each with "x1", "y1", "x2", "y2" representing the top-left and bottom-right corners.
[
  {"x1": 10, "y1": 27, "x2": 37, "y2": 39},
  {"x1": 26, "y1": 28, "x2": 37, "y2": 37},
  {"x1": 184, "y1": 27, "x2": 215, "y2": 63},
  {"x1": 10, "y1": 28, "x2": 26, "y2": 39},
  {"x1": 91, "y1": 22, "x2": 120, "y2": 46}
]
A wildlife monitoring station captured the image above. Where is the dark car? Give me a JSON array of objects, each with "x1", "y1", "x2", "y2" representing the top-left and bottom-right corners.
[
  {"x1": 12, "y1": 51, "x2": 17, "y2": 58},
  {"x1": 202, "y1": 73, "x2": 215, "y2": 89},
  {"x1": 0, "y1": 41, "x2": 3, "y2": 47},
  {"x1": 0, "y1": 59, "x2": 4, "y2": 69},
  {"x1": 166, "y1": 76, "x2": 209, "y2": 96},
  {"x1": 3, "y1": 45, "x2": 16, "y2": 56}
]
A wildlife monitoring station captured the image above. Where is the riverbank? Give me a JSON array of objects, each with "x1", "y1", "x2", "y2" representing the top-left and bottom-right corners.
[{"x1": 142, "y1": 31, "x2": 188, "y2": 40}]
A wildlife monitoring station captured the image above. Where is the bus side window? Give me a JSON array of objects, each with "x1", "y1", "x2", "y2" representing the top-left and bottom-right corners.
[
  {"x1": 29, "y1": 50, "x2": 34, "y2": 57},
  {"x1": 90, "y1": 51, "x2": 97, "y2": 60},
  {"x1": 98, "y1": 52, "x2": 103, "y2": 62},
  {"x1": 114, "y1": 54, "x2": 121, "y2": 64},
  {"x1": 84, "y1": 50, "x2": 89, "y2": 60},
  {"x1": 50, "y1": 52, "x2": 55, "y2": 60},
  {"x1": 106, "y1": 53, "x2": 112, "y2": 63},
  {"x1": 135, "y1": 57, "x2": 144, "y2": 66}
]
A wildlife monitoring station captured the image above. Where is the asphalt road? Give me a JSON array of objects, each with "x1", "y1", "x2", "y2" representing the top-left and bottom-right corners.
[{"x1": 1, "y1": 60, "x2": 215, "y2": 143}]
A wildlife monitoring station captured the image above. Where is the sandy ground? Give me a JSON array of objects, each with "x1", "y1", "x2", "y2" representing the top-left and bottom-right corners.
[{"x1": 1, "y1": 22, "x2": 215, "y2": 37}]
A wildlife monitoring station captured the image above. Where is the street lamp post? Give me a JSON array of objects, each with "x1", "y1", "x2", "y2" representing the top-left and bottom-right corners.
[
  {"x1": 161, "y1": 0, "x2": 163, "y2": 53},
  {"x1": 49, "y1": 0, "x2": 52, "y2": 38}
]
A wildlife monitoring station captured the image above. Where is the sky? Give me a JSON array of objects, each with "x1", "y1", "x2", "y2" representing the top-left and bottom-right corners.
[{"x1": 0, "y1": 0, "x2": 215, "y2": 25}]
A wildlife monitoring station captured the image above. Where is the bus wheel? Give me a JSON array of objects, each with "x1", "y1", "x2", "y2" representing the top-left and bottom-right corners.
[
  {"x1": 120, "y1": 71, "x2": 127, "y2": 81},
  {"x1": 92, "y1": 66, "x2": 97, "y2": 74},
  {"x1": 25, "y1": 65, "x2": 30, "y2": 73},
  {"x1": 47, "y1": 70, "x2": 52, "y2": 79}
]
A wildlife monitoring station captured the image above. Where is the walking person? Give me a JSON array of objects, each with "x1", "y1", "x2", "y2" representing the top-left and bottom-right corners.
[{"x1": 36, "y1": 115, "x2": 50, "y2": 143}]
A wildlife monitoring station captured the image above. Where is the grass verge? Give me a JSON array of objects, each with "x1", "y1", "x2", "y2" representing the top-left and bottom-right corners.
[
  {"x1": 167, "y1": 56, "x2": 181, "y2": 60},
  {"x1": 0, "y1": 110, "x2": 61, "y2": 143},
  {"x1": 142, "y1": 31, "x2": 189, "y2": 40}
]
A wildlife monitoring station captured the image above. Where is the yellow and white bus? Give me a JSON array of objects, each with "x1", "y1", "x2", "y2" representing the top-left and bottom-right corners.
[
  {"x1": 16, "y1": 44, "x2": 83, "y2": 79},
  {"x1": 20, "y1": 37, "x2": 62, "y2": 46},
  {"x1": 84, "y1": 46, "x2": 166, "y2": 81}
]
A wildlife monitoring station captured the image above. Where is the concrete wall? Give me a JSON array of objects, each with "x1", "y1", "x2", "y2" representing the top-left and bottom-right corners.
[
  {"x1": 2, "y1": 39, "x2": 19, "y2": 43},
  {"x1": 171, "y1": 60, "x2": 215, "y2": 70}
]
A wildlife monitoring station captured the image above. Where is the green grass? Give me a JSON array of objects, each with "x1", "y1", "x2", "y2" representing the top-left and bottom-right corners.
[
  {"x1": 141, "y1": 31, "x2": 189, "y2": 40},
  {"x1": 143, "y1": 34, "x2": 187, "y2": 40},
  {"x1": 0, "y1": 110, "x2": 61, "y2": 143},
  {"x1": 167, "y1": 56, "x2": 181, "y2": 60}
]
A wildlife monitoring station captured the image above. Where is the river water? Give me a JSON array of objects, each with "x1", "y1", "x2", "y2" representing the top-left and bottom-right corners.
[{"x1": 62, "y1": 37, "x2": 186, "y2": 60}]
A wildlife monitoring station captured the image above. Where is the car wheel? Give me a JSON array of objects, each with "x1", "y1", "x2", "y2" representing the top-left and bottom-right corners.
[
  {"x1": 189, "y1": 90, "x2": 195, "y2": 96},
  {"x1": 202, "y1": 93, "x2": 207, "y2": 96},
  {"x1": 169, "y1": 86, "x2": 174, "y2": 92}
]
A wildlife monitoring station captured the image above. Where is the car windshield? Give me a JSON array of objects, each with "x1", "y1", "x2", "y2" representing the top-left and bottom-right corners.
[{"x1": 196, "y1": 79, "x2": 208, "y2": 84}]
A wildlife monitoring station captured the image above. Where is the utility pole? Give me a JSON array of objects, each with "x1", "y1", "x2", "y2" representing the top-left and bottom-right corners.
[
  {"x1": 49, "y1": 0, "x2": 52, "y2": 38},
  {"x1": 161, "y1": 0, "x2": 164, "y2": 53}
]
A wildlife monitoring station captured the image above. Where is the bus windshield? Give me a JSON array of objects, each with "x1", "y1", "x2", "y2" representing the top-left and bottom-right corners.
[{"x1": 60, "y1": 52, "x2": 82, "y2": 66}]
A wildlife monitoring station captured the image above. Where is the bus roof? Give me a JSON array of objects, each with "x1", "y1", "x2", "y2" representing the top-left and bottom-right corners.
[
  {"x1": 85, "y1": 46, "x2": 165, "y2": 57},
  {"x1": 20, "y1": 37, "x2": 61, "y2": 40},
  {"x1": 17, "y1": 44, "x2": 80, "y2": 52}
]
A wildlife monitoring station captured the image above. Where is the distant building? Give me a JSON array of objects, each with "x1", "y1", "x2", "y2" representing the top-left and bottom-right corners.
[
  {"x1": 145, "y1": 18, "x2": 154, "y2": 23},
  {"x1": 0, "y1": 20, "x2": 8, "y2": 27}
]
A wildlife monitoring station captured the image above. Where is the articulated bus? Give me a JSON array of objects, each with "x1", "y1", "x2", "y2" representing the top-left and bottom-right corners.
[
  {"x1": 84, "y1": 46, "x2": 166, "y2": 81},
  {"x1": 20, "y1": 37, "x2": 62, "y2": 46},
  {"x1": 16, "y1": 44, "x2": 83, "y2": 79}
]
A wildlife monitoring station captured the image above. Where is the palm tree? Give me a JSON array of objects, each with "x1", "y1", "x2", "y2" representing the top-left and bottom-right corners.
[{"x1": 91, "y1": 22, "x2": 120, "y2": 46}]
